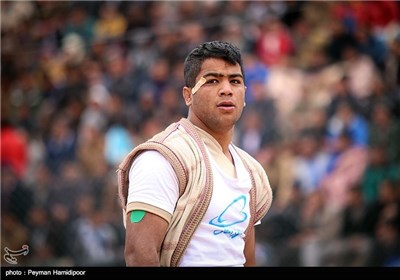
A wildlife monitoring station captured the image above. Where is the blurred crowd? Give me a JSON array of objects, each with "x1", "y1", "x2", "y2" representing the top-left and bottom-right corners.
[{"x1": 1, "y1": 1, "x2": 400, "y2": 267}]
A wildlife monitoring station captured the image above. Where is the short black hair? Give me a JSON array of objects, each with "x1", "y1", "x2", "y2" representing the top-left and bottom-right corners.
[{"x1": 183, "y1": 41, "x2": 244, "y2": 87}]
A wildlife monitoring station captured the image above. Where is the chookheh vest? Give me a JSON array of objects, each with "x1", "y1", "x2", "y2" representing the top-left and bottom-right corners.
[{"x1": 117, "y1": 118, "x2": 273, "y2": 266}]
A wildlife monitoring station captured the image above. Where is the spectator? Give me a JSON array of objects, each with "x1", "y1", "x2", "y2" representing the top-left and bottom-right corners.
[{"x1": 1, "y1": 119, "x2": 28, "y2": 178}]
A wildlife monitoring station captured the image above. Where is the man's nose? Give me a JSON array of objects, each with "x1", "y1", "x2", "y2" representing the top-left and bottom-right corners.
[{"x1": 218, "y1": 80, "x2": 233, "y2": 96}]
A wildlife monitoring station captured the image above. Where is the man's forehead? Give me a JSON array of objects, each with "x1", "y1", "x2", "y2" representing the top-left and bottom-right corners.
[
  {"x1": 199, "y1": 58, "x2": 241, "y2": 74},
  {"x1": 199, "y1": 64, "x2": 242, "y2": 79},
  {"x1": 201, "y1": 72, "x2": 243, "y2": 78}
]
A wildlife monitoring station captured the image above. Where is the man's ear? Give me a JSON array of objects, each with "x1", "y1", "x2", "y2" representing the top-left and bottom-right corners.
[{"x1": 183, "y1": 87, "x2": 193, "y2": 106}]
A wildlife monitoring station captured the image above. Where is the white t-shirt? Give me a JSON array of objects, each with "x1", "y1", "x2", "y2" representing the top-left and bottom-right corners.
[{"x1": 127, "y1": 145, "x2": 252, "y2": 266}]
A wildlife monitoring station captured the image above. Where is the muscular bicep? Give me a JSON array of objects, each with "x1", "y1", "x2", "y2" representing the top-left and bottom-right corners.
[
  {"x1": 125, "y1": 151, "x2": 179, "y2": 266},
  {"x1": 125, "y1": 210, "x2": 169, "y2": 266}
]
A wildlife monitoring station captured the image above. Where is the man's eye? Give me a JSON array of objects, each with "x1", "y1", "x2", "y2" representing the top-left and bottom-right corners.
[
  {"x1": 207, "y1": 79, "x2": 218, "y2": 84},
  {"x1": 231, "y1": 80, "x2": 242, "y2": 84}
]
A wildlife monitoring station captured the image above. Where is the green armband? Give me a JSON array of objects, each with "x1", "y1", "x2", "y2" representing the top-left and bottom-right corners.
[{"x1": 130, "y1": 210, "x2": 146, "y2": 223}]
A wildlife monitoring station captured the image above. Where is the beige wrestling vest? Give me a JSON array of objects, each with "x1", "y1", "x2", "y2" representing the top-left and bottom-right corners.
[{"x1": 117, "y1": 118, "x2": 273, "y2": 266}]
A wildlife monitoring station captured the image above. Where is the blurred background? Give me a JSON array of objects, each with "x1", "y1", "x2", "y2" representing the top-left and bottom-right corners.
[{"x1": 1, "y1": 0, "x2": 400, "y2": 267}]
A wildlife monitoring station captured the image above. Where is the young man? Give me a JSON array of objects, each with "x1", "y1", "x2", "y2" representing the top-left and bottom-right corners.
[{"x1": 117, "y1": 41, "x2": 273, "y2": 267}]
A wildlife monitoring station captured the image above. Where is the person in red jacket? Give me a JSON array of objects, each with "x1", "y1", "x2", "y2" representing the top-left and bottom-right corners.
[{"x1": 1, "y1": 119, "x2": 28, "y2": 178}]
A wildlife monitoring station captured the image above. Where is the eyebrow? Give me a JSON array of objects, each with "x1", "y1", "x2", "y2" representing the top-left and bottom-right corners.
[{"x1": 202, "y1": 72, "x2": 244, "y2": 79}]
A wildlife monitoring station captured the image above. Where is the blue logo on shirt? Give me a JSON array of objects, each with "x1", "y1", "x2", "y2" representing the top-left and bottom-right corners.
[{"x1": 209, "y1": 195, "x2": 248, "y2": 238}]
